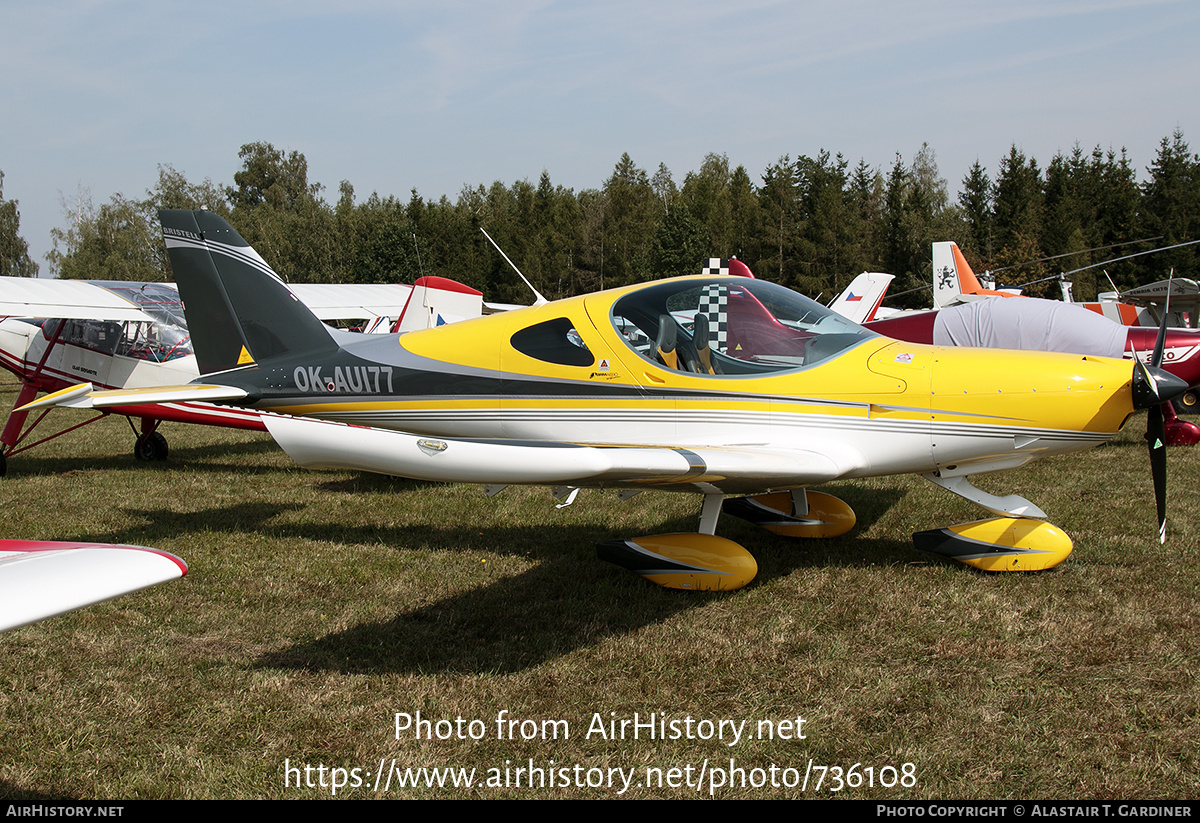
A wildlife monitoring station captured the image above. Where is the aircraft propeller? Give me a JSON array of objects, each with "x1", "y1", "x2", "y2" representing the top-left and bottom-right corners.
[{"x1": 1130, "y1": 277, "x2": 1187, "y2": 543}]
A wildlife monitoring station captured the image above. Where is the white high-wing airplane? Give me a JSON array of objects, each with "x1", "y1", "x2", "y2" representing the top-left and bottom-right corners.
[
  {"x1": 0, "y1": 275, "x2": 486, "y2": 474},
  {"x1": 1093, "y1": 277, "x2": 1200, "y2": 329},
  {"x1": 30, "y1": 211, "x2": 1189, "y2": 590}
]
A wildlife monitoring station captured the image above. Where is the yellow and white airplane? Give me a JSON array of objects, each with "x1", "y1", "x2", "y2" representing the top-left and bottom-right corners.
[{"x1": 27, "y1": 211, "x2": 1189, "y2": 591}]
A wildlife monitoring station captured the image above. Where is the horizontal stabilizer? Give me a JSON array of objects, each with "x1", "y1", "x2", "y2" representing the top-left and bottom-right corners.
[
  {"x1": 18, "y1": 382, "x2": 249, "y2": 412},
  {"x1": 0, "y1": 540, "x2": 187, "y2": 632}
]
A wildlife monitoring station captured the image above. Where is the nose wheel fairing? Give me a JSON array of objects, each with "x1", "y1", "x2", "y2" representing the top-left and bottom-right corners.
[{"x1": 913, "y1": 518, "x2": 1074, "y2": 572}]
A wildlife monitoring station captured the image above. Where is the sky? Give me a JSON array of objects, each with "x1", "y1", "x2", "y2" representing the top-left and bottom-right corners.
[{"x1": 2, "y1": 0, "x2": 1197, "y2": 275}]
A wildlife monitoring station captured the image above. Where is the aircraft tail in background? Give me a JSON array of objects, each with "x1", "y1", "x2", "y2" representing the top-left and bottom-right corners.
[
  {"x1": 828, "y1": 271, "x2": 894, "y2": 323},
  {"x1": 932, "y1": 241, "x2": 1021, "y2": 308}
]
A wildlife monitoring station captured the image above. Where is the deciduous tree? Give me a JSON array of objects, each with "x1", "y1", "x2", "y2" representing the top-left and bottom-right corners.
[{"x1": 0, "y1": 171, "x2": 38, "y2": 277}]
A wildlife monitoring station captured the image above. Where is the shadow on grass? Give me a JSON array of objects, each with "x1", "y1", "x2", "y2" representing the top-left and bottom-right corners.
[
  {"x1": 254, "y1": 535, "x2": 919, "y2": 676},
  {"x1": 314, "y1": 473, "x2": 445, "y2": 495},
  {"x1": 244, "y1": 485, "x2": 911, "y2": 676},
  {"x1": 66, "y1": 501, "x2": 310, "y2": 544},
  {"x1": 54, "y1": 482, "x2": 913, "y2": 675},
  {"x1": 4, "y1": 431, "x2": 281, "y2": 477},
  {"x1": 257, "y1": 554, "x2": 712, "y2": 675},
  {"x1": 0, "y1": 781, "x2": 79, "y2": 801}
]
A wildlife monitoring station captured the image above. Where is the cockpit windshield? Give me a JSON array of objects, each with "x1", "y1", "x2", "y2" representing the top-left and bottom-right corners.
[{"x1": 610, "y1": 278, "x2": 877, "y2": 376}]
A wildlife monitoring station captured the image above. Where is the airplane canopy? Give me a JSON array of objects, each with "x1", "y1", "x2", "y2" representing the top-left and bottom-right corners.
[{"x1": 608, "y1": 277, "x2": 878, "y2": 375}]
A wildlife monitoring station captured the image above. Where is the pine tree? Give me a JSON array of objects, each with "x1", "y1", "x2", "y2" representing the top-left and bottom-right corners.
[
  {"x1": 991, "y1": 145, "x2": 1044, "y2": 270},
  {"x1": 958, "y1": 161, "x2": 993, "y2": 264},
  {"x1": 1140, "y1": 130, "x2": 1200, "y2": 281}
]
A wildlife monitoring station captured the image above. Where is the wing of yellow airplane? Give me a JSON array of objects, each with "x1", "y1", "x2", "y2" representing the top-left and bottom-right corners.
[{"x1": 260, "y1": 413, "x2": 851, "y2": 492}]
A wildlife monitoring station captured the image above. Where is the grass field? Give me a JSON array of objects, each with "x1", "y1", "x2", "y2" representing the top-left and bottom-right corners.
[{"x1": 0, "y1": 371, "x2": 1196, "y2": 799}]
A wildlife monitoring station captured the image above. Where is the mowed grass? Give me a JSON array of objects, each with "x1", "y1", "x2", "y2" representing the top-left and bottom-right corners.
[{"x1": 0, "y1": 370, "x2": 1196, "y2": 799}]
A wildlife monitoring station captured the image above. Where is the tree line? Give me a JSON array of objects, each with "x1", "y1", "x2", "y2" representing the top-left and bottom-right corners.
[{"x1": 3, "y1": 132, "x2": 1198, "y2": 306}]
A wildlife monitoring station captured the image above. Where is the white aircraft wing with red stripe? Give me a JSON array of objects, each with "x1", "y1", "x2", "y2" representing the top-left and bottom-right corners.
[{"x1": 0, "y1": 540, "x2": 187, "y2": 631}]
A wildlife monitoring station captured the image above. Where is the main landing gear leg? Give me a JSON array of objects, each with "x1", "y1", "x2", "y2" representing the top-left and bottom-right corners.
[
  {"x1": 0, "y1": 382, "x2": 41, "y2": 478},
  {"x1": 595, "y1": 491, "x2": 758, "y2": 591}
]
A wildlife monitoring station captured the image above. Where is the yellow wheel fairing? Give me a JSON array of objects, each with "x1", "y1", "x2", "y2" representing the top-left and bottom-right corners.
[
  {"x1": 913, "y1": 517, "x2": 1074, "y2": 572},
  {"x1": 596, "y1": 533, "x2": 758, "y2": 591},
  {"x1": 723, "y1": 491, "x2": 856, "y2": 538}
]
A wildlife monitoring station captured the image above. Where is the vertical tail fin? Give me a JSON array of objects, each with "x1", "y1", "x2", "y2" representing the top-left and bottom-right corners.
[
  {"x1": 932, "y1": 242, "x2": 987, "y2": 308},
  {"x1": 393, "y1": 276, "x2": 484, "y2": 332},
  {"x1": 159, "y1": 210, "x2": 338, "y2": 375},
  {"x1": 829, "y1": 272, "x2": 894, "y2": 323}
]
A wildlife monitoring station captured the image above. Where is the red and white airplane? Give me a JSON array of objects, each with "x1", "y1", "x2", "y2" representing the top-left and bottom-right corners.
[{"x1": 0, "y1": 274, "x2": 487, "y2": 474}]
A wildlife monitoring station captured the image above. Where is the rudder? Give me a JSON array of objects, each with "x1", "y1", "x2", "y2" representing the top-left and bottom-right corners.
[{"x1": 159, "y1": 210, "x2": 338, "y2": 374}]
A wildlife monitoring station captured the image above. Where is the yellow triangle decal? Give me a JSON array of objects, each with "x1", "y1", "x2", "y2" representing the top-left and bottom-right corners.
[
  {"x1": 237, "y1": 346, "x2": 255, "y2": 365},
  {"x1": 735, "y1": 343, "x2": 742, "y2": 351}
]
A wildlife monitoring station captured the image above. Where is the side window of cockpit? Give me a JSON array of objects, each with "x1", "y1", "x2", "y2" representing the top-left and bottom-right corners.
[
  {"x1": 510, "y1": 317, "x2": 595, "y2": 367},
  {"x1": 58, "y1": 319, "x2": 121, "y2": 354}
]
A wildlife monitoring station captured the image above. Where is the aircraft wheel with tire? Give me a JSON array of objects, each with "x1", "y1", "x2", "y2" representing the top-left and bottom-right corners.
[
  {"x1": 135, "y1": 432, "x2": 169, "y2": 461},
  {"x1": 1180, "y1": 390, "x2": 1198, "y2": 411},
  {"x1": 0, "y1": 452, "x2": 6, "y2": 477}
]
